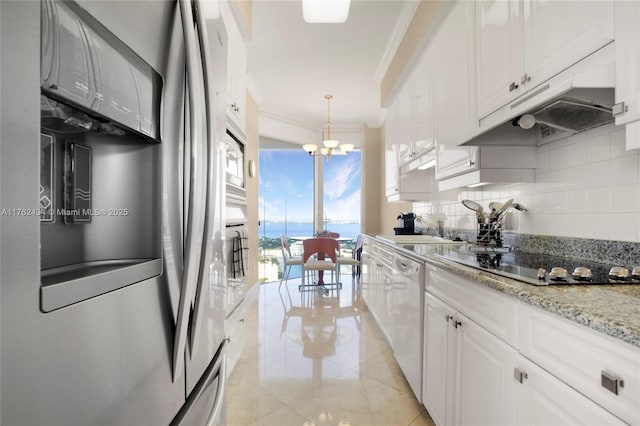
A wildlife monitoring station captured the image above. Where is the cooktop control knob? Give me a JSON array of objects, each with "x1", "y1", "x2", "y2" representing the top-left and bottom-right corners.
[
  {"x1": 537, "y1": 268, "x2": 546, "y2": 280},
  {"x1": 572, "y1": 267, "x2": 593, "y2": 281},
  {"x1": 549, "y1": 267, "x2": 568, "y2": 280},
  {"x1": 608, "y1": 266, "x2": 630, "y2": 280}
]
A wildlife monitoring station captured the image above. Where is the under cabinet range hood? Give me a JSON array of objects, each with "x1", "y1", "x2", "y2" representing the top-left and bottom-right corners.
[
  {"x1": 513, "y1": 88, "x2": 614, "y2": 135},
  {"x1": 476, "y1": 43, "x2": 616, "y2": 144}
]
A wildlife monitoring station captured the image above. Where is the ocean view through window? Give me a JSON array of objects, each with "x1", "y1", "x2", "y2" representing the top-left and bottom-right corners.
[{"x1": 258, "y1": 144, "x2": 361, "y2": 283}]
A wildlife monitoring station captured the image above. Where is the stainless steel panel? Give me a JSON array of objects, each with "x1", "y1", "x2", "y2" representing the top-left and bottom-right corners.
[
  {"x1": 1, "y1": 2, "x2": 186, "y2": 425},
  {"x1": 41, "y1": 258, "x2": 162, "y2": 312}
]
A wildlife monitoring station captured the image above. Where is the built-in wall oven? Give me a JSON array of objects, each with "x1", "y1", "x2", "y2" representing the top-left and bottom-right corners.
[{"x1": 225, "y1": 129, "x2": 246, "y2": 203}]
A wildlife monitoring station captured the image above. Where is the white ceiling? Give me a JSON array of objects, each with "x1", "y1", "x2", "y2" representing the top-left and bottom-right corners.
[{"x1": 247, "y1": 0, "x2": 412, "y2": 131}]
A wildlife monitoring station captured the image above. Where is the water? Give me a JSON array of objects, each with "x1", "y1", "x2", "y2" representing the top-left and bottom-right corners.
[
  {"x1": 258, "y1": 221, "x2": 361, "y2": 240},
  {"x1": 258, "y1": 221, "x2": 361, "y2": 282}
]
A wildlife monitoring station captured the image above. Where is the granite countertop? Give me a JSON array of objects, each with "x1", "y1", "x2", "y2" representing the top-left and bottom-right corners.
[{"x1": 369, "y1": 236, "x2": 640, "y2": 349}]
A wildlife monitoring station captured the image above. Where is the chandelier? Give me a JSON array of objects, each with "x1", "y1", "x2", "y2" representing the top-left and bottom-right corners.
[{"x1": 303, "y1": 95, "x2": 354, "y2": 161}]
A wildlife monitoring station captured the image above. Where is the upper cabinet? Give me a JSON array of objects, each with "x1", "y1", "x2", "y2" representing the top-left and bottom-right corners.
[
  {"x1": 222, "y1": 2, "x2": 247, "y2": 137},
  {"x1": 396, "y1": 49, "x2": 435, "y2": 167},
  {"x1": 476, "y1": 0, "x2": 614, "y2": 120},
  {"x1": 433, "y1": 0, "x2": 477, "y2": 148},
  {"x1": 614, "y1": 1, "x2": 640, "y2": 149}
]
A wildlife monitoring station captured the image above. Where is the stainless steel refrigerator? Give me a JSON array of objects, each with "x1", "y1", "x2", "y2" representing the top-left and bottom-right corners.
[{"x1": 0, "y1": 0, "x2": 229, "y2": 424}]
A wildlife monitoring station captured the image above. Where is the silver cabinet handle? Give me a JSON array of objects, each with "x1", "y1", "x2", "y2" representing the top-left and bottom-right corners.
[
  {"x1": 454, "y1": 320, "x2": 462, "y2": 328},
  {"x1": 509, "y1": 81, "x2": 519, "y2": 92},
  {"x1": 467, "y1": 160, "x2": 475, "y2": 167},
  {"x1": 601, "y1": 371, "x2": 624, "y2": 395},
  {"x1": 521, "y1": 73, "x2": 531, "y2": 85},
  {"x1": 445, "y1": 314, "x2": 453, "y2": 322},
  {"x1": 514, "y1": 367, "x2": 528, "y2": 384},
  {"x1": 612, "y1": 102, "x2": 628, "y2": 117}
]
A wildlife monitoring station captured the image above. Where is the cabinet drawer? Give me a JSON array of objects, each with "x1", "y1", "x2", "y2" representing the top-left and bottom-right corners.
[
  {"x1": 426, "y1": 263, "x2": 518, "y2": 347},
  {"x1": 519, "y1": 303, "x2": 640, "y2": 425},
  {"x1": 226, "y1": 305, "x2": 247, "y2": 379}
]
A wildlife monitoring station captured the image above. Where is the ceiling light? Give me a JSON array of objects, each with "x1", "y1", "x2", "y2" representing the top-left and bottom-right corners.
[
  {"x1": 302, "y1": 0, "x2": 351, "y2": 23},
  {"x1": 303, "y1": 95, "x2": 352, "y2": 161}
]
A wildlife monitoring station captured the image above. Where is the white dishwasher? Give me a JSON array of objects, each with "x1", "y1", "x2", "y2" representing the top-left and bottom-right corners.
[{"x1": 390, "y1": 251, "x2": 425, "y2": 402}]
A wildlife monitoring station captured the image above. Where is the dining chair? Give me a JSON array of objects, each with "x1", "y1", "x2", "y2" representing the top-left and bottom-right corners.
[
  {"x1": 299, "y1": 237, "x2": 340, "y2": 293},
  {"x1": 336, "y1": 234, "x2": 363, "y2": 279},
  {"x1": 279, "y1": 234, "x2": 303, "y2": 288}
]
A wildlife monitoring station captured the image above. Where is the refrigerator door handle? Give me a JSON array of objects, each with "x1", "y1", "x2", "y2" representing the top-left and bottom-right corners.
[
  {"x1": 189, "y1": 0, "x2": 218, "y2": 354},
  {"x1": 205, "y1": 352, "x2": 227, "y2": 426},
  {"x1": 170, "y1": 345, "x2": 228, "y2": 426},
  {"x1": 172, "y1": 0, "x2": 207, "y2": 382}
]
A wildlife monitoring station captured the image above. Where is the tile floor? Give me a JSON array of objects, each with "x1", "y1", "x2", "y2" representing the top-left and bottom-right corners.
[{"x1": 226, "y1": 276, "x2": 436, "y2": 426}]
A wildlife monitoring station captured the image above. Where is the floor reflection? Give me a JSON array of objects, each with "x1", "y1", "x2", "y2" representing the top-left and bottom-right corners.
[{"x1": 226, "y1": 276, "x2": 435, "y2": 426}]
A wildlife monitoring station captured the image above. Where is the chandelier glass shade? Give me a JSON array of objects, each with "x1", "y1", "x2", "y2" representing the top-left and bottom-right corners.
[{"x1": 303, "y1": 95, "x2": 353, "y2": 161}]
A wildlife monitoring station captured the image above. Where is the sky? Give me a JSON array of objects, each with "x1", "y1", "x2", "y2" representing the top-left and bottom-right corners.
[{"x1": 259, "y1": 149, "x2": 361, "y2": 223}]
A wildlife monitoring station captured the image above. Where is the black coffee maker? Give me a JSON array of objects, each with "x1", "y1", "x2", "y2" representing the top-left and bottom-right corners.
[{"x1": 394, "y1": 212, "x2": 420, "y2": 235}]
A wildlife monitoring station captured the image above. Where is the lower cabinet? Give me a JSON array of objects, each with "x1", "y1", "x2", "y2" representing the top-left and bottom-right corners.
[
  {"x1": 514, "y1": 355, "x2": 625, "y2": 426},
  {"x1": 423, "y1": 292, "x2": 517, "y2": 426},
  {"x1": 423, "y1": 265, "x2": 638, "y2": 426}
]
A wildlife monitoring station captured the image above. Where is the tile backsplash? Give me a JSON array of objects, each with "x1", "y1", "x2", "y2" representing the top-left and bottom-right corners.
[{"x1": 414, "y1": 123, "x2": 640, "y2": 242}]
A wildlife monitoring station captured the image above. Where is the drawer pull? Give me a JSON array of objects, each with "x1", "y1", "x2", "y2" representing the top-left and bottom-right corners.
[
  {"x1": 514, "y1": 367, "x2": 528, "y2": 384},
  {"x1": 601, "y1": 371, "x2": 624, "y2": 395},
  {"x1": 445, "y1": 314, "x2": 454, "y2": 322}
]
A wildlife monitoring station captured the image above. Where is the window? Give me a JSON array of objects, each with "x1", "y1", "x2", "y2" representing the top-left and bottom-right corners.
[{"x1": 258, "y1": 140, "x2": 361, "y2": 283}]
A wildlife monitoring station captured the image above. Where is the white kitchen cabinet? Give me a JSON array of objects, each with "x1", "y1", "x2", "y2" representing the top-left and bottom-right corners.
[
  {"x1": 519, "y1": 303, "x2": 640, "y2": 425},
  {"x1": 436, "y1": 143, "x2": 536, "y2": 189},
  {"x1": 423, "y1": 292, "x2": 518, "y2": 426},
  {"x1": 385, "y1": 68, "x2": 435, "y2": 202},
  {"x1": 398, "y1": 49, "x2": 435, "y2": 165},
  {"x1": 476, "y1": 0, "x2": 614, "y2": 120},
  {"x1": 432, "y1": 0, "x2": 477, "y2": 148},
  {"x1": 222, "y1": 2, "x2": 247, "y2": 136},
  {"x1": 514, "y1": 355, "x2": 626, "y2": 426},
  {"x1": 423, "y1": 292, "x2": 456, "y2": 426},
  {"x1": 614, "y1": 1, "x2": 640, "y2": 150},
  {"x1": 476, "y1": 0, "x2": 522, "y2": 120},
  {"x1": 385, "y1": 101, "x2": 401, "y2": 198},
  {"x1": 361, "y1": 239, "x2": 395, "y2": 345}
]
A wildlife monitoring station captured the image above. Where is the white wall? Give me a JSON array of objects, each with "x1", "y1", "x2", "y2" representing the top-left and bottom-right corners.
[{"x1": 414, "y1": 123, "x2": 640, "y2": 242}]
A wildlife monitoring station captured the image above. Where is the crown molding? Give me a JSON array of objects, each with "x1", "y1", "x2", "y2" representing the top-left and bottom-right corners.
[{"x1": 373, "y1": 0, "x2": 420, "y2": 83}]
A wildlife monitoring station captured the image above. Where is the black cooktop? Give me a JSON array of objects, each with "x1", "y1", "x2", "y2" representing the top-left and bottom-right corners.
[{"x1": 434, "y1": 245, "x2": 637, "y2": 286}]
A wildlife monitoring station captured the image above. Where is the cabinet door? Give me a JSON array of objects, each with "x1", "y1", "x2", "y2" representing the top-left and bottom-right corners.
[
  {"x1": 515, "y1": 356, "x2": 625, "y2": 426},
  {"x1": 412, "y1": 50, "x2": 435, "y2": 157},
  {"x1": 522, "y1": 0, "x2": 613, "y2": 91},
  {"x1": 476, "y1": 0, "x2": 523, "y2": 118},
  {"x1": 435, "y1": 144, "x2": 479, "y2": 181},
  {"x1": 433, "y1": 0, "x2": 477, "y2": 148},
  {"x1": 455, "y1": 312, "x2": 518, "y2": 426},
  {"x1": 423, "y1": 293, "x2": 456, "y2": 426},
  {"x1": 396, "y1": 85, "x2": 413, "y2": 165},
  {"x1": 614, "y1": 1, "x2": 640, "y2": 134},
  {"x1": 385, "y1": 103, "x2": 400, "y2": 196},
  {"x1": 224, "y1": 9, "x2": 246, "y2": 134}
]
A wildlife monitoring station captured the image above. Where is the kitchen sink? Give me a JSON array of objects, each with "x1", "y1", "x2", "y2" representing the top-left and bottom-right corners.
[{"x1": 376, "y1": 235, "x2": 465, "y2": 244}]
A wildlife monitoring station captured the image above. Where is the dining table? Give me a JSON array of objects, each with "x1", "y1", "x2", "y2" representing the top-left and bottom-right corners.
[{"x1": 291, "y1": 235, "x2": 353, "y2": 287}]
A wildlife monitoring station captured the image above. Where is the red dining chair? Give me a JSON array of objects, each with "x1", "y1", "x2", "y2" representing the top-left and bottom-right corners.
[{"x1": 299, "y1": 237, "x2": 340, "y2": 293}]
